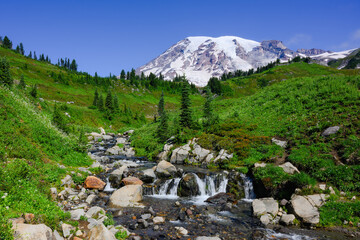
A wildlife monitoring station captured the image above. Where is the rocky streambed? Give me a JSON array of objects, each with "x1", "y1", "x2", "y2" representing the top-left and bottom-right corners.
[{"x1": 11, "y1": 129, "x2": 357, "y2": 239}]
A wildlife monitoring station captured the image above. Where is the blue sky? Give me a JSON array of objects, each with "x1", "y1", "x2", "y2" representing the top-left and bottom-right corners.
[{"x1": 1, "y1": 0, "x2": 359, "y2": 76}]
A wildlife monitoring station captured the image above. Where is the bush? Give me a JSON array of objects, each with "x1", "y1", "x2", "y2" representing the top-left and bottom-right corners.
[{"x1": 320, "y1": 200, "x2": 360, "y2": 226}]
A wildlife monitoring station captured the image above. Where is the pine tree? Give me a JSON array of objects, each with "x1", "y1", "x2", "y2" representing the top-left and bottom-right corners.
[
  {"x1": 93, "y1": 89, "x2": 99, "y2": 106},
  {"x1": 158, "y1": 91, "x2": 165, "y2": 119},
  {"x1": 15, "y1": 45, "x2": 20, "y2": 53},
  {"x1": 28, "y1": 51, "x2": 32, "y2": 58},
  {"x1": 30, "y1": 84, "x2": 37, "y2": 98},
  {"x1": 179, "y1": 80, "x2": 192, "y2": 128},
  {"x1": 2, "y1": 36, "x2": 12, "y2": 49},
  {"x1": 52, "y1": 103, "x2": 67, "y2": 132},
  {"x1": 203, "y1": 87, "x2": 214, "y2": 129},
  {"x1": 156, "y1": 109, "x2": 169, "y2": 142},
  {"x1": 105, "y1": 90, "x2": 113, "y2": 111},
  {"x1": 120, "y1": 69, "x2": 126, "y2": 79},
  {"x1": 19, "y1": 74, "x2": 26, "y2": 89},
  {"x1": 97, "y1": 94, "x2": 104, "y2": 111},
  {"x1": 19, "y1": 43, "x2": 24, "y2": 55},
  {"x1": 34, "y1": 51, "x2": 37, "y2": 60},
  {"x1": 70, "y1": 59, "x2": 77, "y2": 71},
  {"x1": 0, "y1": 57, "x2": 13, "y2": 86}
]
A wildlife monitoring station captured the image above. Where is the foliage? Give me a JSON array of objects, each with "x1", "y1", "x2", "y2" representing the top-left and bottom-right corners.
[
  {"x1": 320, "y1": 200, "x2": 360, "y2": 226},
  {"x1": 179, "y1": 80, "x2": 193, "y2": 128},
  {"x1": 103, "y1": 213, "x2": 115, "y2": 227},
  {"x1": 0, "y1": 57, "x2": 13, "y2": 86}
]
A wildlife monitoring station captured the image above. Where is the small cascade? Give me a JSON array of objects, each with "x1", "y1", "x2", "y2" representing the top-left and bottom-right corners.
[
  {"x1": 103, "y1": 178, "x2": 116, "y2": 192},
  {"x1": 153, "y1": 178, "x2": 181, "y2": 198},
  {"x1": 240, "y1": 173, "x2": 256, "y2": 201}
]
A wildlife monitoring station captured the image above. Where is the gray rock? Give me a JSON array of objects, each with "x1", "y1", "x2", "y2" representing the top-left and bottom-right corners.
[
  {"x1": 62, "y1": 223, "x2": 75, "y2": 238},
  {"x1": 141, "y1": 214, "x2": 152, "y2": 220},
  {"x1": 170, "y1": 144, "x2": 191, "y2": 164},
  {"x1": 61, "y1": 175, "x2": 73, "y2": 186},
  {"x1": 290, "y1": 195, "x2": 319, "y2": 225},
  {"x1": 193, "y1": 144, "x2": 210, "y2": 161},
  {"x1": 271, "y1": 138, "x2": 287, "y2": 148},
  {"x1": 116, "y1": 137, "x2": 127, "y2": 144},
  {"x1": 50, "y1": 188, "x2": 57, "y2": 200},
  {"x1": 88, "y1": 223, "x2": 117, "y2": 240},
  {"x1": 321, "y1": 126, "x2": 340, "y2": 136},
  {"x1": 204, "y1": 153, "x2": 214, "y2": 163},
  {"x1": 280, "y1": 199, "x2": 288, "y2": 206},
  {"x1": 109, "y1": 165, "x2": 128, "y2": 187},
  {"x1": 213, "y1": 149, "x2": 233, "y2": 163},
  {"x1": 102, "y1": 135, "x2": 113, "y2": 140},
  {"x1": 175, "y1": 226, "x2": 188, "y2": 236},
  {"x1": 155, "y1": 160, "x2": 177, "y2": 178},
  {"x1": 178, "y1": 173, "x2": 200, "y2": 197},
  {"x1": 52, "y1": 230, "x2": 64, "y2": 240},
  {"x1": 108, "y1": 185, "x2": 143, "y2": 208},
  {"x1": 12, "y1": 223, "x2": 53, "y2": 240},
  {"x1": 106, "y1": 146, "x2": 121, "y2": 155},
  {"x1": 86, "y1": 194, "x2": 97, "y2": 205},
  {"x1": 280, "y1": 214, "x2": 296, "y2": 225},
  {"x1": 140, "y1": 168, "x2": 156, "y2": 183},
  {"x1": 70, "y1": 209, "x2": 86, "y2": 220},
  {"x1": 252, "y1": 198, "x2": 279, "y2": 217},
  {"x1": 279, "y1": 162, "x2": 300, "y2": 174},
  {"x1": 87, "y1": 218, "x2": 101, "y2": 229},
  {"x1": 196, "y1": 237, "x2": 222, "y2": 240},
  {"x1": 99, "y1": 127, "x2": 106, "y2": 135},
  {"x1": 153, "y1": 216, "x2": 165, "y2": 224},
  {"x1": 260, "y1": 214, "x2": 272, "y2": 225},
  {"x1": 86, "y1": 206, "x2": 106, "y2": 219}
]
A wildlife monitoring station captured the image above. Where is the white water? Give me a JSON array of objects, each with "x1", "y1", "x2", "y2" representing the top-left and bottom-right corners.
[
  {"x1": 103, "y1": 178, "x2": 116, "y2": 192},
  {"x1": 192, "y1": 173, "x2": 228, "y2": 205},
  {"x1": 240, "y1": 173, "x2": 256, "y2": 201},
  {"x1": 265, "y1": 229, "x2": 315, "y2": 240},
  {"x1": 152, "y1": 178, "x2": 181, "y2": 199}
]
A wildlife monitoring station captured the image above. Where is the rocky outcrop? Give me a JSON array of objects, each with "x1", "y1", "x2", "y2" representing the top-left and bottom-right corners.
[
  {"x1": 252, "y1": 198, "x2": 279, "y2": 217},
  {"x1": 279, "y1": 162, "x2": 300, "y2": 174},
  {"x1": 84, "y1": 176, "x2": 106, "y2": 190},
  {"x1": 170, "y1": 144, "x2": 191, "y2": 164},
  {"x1": 108, "y1": 185, "x2": 143, "y2": 208},
  {"x1": 178, "y1": 173, "x2": 200, "y2": 197}
]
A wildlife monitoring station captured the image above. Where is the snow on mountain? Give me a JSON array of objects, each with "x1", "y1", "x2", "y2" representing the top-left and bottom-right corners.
[
  {"x1": 309, "y1": 49, "x2": 356, "y2": 63},
  {"x1": 135, "y1": 36, "x2": 355, "y2": 86}
]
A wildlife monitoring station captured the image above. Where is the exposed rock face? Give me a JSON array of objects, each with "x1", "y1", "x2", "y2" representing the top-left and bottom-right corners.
[
  {"x1": 321, "y1": 126, "x2": 340, "y2": 136},
  {"x1": 155, "y1": 160, "x2": 177, "y2": 178},
  {"x1": 271, "y1": 138, "x2": 287, "y2": 148},
  {"x1": 170, "y1": 144, "x2": 191, "y2": 164},
  {"x1": 178, "y1": 173, "x2": 200, "y2": 197},
  {"x1": 297, "y1": 48, "x2": 329, "y2": 55},
  {"x1": 122, "y1": 177, "x2": 144, "y2": 185},
  {"x1": 12, "y1": 223, "x2": 53, "y2": 240},
  {"x1": 84, "y1": 176, "x2": 106, "y2": 190},
  {"x1": 108, "y1": 185, "x2": 143, "y2": 208},
  {"x1": 88, "y1": 224, "x2": 117, "y2": 240}
]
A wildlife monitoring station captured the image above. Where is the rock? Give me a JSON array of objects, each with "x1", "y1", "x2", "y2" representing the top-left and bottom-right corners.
[
  {"x1": 280, "y1": 214, "x2": 296, "y2": 226},
  {"x1": 204, "y1": 153, "x2": 214, "y2": 163},
  {"x1": 175, "y1": 226, "x2": 188, "y2": 236},
  {"x1": 196, "y1": 237, "x2": 222, "y2": 240},
  {"x1": 155, "y1": 160, "x2": 177, "y2": 178},
  {"x1": 108, "y1": 185, "x2": 143, "y2": 208},
  {"x1": 280, "y1": 199, "x2": 288, "y2": 206},
  {"x1": 271, "y1": 138, "x2": 287, "y2": 148},
  {"x1": 213, "y1": 149, "x2": 233, "y2": 163},
  {"x1": 73, "y1": 237, "x2": 83, "y2": 240},
  {"x1": 61, "y1": 175, "x2": 73, "y2": 186},
  {"x1": 116, "y1": 137, "x2": 126, "y2": 144},
  {"x1": 84, "y1": 176, "x2": 106, "y2": 190},
  {"x1": 329, "y1": 186, "x2": 336, "y2": 194},
  {"x1": 75, "y1": 230, "x2": 83, "y2": 236},
  {"x1": 141, "y1": 214, "x2": 152, "y2": 220},
  {"x1": 205, "y1": 192, "x2": 235, "y2": 205},
  {"x1": 70, "y1": 209, "x2": 86, "y2": 220},
  {"x1": 86, "y1": 194, "x2": 97, "y2": 204},
  {"x1": 87, "y1": 218, "x2": 101, "y2": 229},
  {"x1": 193, "y1": 144, "x2": 210, "y2": 161},
  {"x1": 124, "y1": 130, "x2": 134, "y2": 135},
  {"x1": 319, "y1": 184, "x2": 326, "y2": 191},
  {"x1": 122, "y1": 177, "x2": 143, "y2": 186},
  {"x1": 86, "y1": 206, "x2": 106, "y2": 219},
  {"x1": 50, "y1": 188, "x2": 57, "y2": 200},
  {"x1": 252, "y1": 198, "x2": 279, "y2": 217},
  {"x1": 254, "y1": 162, "x2": 267, "y2": 168},
  {"x1": 153, "y1": 216, "x2": 165, "y2": 224},
  {"x1": 12, "y1": 223, "x2": 53, "y2": 240},
  {"x1": 139, "y1": 168, "x2": 156, "y2": 183},
  {"x1": 62, "y1": 223, "x2": 75, "y2": 238},
  {"x1": 137, "y1": 219, "x2": 149, "y2": 228},
  {"x1": 260, "y1": 214, "x2": 272, "y2": 225},
  {"x1": 24, "y1": 213, "x2": 35, "y2": 223},
  {"x1": 306, "y1": 194, "x2": 328, "y2": 207},
  {"x1": 88, "y1": 223, "x2": 117, "y2": 240},
  {"x1": 290, "y1": 195, "x2": 319, "y2": 225},
  {"x1": 178, "y1": 173, "x2": 200, "y2": 197},
  {"x1": 99, "y1": 127, "x2": 106, "y2": 135},
  {"x1": 279, "y1": 162, "x2": 300, "y2": 174},
  {"x1": 53, "y1": 230, "x2": 64, "y2": 240},
  {"x1": 109, "y1": 165, "x2": 128, "y2": 188},
  {"x1": 321, "y1": 126, "x2": 340, "y2": 137},
  {"x1": 106, "y1": 146, "x2": 121, "y2": 155},
  {"x1": 170, "y1": 144, "x2": 191, "y2": 164}
]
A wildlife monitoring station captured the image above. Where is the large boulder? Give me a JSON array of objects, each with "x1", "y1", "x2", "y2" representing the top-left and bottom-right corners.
[
  {"x1": 88, "y1": 223, "x2": 117, "y2": 240},
  {"x1": 136, "y1": 168, "x2": 156, "y2": 183},
  {"x1": 155, "y1": 160, "x2": 177, "y2": 178},
  {"x1": 109, "y1": 165, "x2": 128, "y2": 188},
  {"x1": 279, "y1": 162, "x2": 300, "y2": 175},
  {"x1": 280, "y1": 214, "x2": 296, "y2": 226},
  {"x1": 170, "y1": 144, "x2": 191, "y2": 164},
  {"x1": 252, "y1": 198, "x2": 279, "y2": 217},
  {"x1": 178, "y1": 173, "x2": 200, "y2": 197},
  {"x1": 12, "y1": 223, "x2": 53, "y2": 240},
  {"x1": 290, "y1": 195, "x2": 319, "y2": 225},
  {"x1": 84, "y1": 176, "x2": 106, "y2": 190},
  {"x1": 122, "y1": 177, "x2": 143, "y2": 185},
  {"x1": 108, "y1": 185, "x2": 143, "y2": 208}
]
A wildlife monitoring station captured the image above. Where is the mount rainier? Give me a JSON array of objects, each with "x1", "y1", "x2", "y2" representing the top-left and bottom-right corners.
[{"x1": 136, "y1": 36, "x2": 355, "y2": 86}]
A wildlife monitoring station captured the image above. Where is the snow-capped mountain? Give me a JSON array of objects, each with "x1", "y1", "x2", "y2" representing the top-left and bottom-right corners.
[{"x1": 136, "y1": 36, "x2": 355, "y2": 86}]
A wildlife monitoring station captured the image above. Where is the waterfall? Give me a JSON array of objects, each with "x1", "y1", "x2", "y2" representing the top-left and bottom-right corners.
[
  {"x1": 240, "y1": 173, "x2": 255, "y2": 201},
  {"x1": 103, "y1": 178, "x2": 116, "y2": 192},
  {"x1": 153, "y1": 178, "x2": 181, "y2": 199}
]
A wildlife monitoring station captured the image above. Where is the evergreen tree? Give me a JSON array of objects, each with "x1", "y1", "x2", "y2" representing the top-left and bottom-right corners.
[
  {"x1": 158, "y1": 91, "x2": 165, "y2": 118},
  {"x1": 97, "y1": 94, "x2": 104, "y2": 111},
  {"x1": 34, "y1": 51, "x2": 37, "y2": 60},
  {"x1": 113, "y1": 94, "x2": 119, "y2": 112},
  {"x1": 179, "y1": 81, "x2": 192, "y2": 128},
  {"x1": 0, "y1": 57, "x2": 13, "y2": 86},
  {"x1": 156, "y1": 109, "x2": 169, "y2": 142},
  {"x1": 19, "y1": 43, "x2": 25, "y2": 55},
  {"x1": 28, "y1": 51, "x2": 32, "y2": 58},
  {"x1": 2, "y1": 36, "x2": 12, "y2": 49},
  {"x1": 105, "y1": 90, "x2": 113, "y2": 111},
  {"x1": 207, "y1": 77, "x2": 222, "y2": 95},
  {"x1": 70, "y1": 59, "x2": 77, "y2": 71},
  {"x1": 30, "y1": 84, "x2": 37, "y2": 98},
  {"x1": 52, "y1": 104, "x2": 67, "y2": 132},
  {"x1": 15, "y1": 45, "x2": 20, "y2": 53},
  {"x1": 19, "y1": 74, "x2": 26, "y2": 89},
  {"x1": 92, "y1": 89, "x2": 99, "y2": 106},
  {"x1": 120, "y1": 69, "x2": 126, "y2": 79}
]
